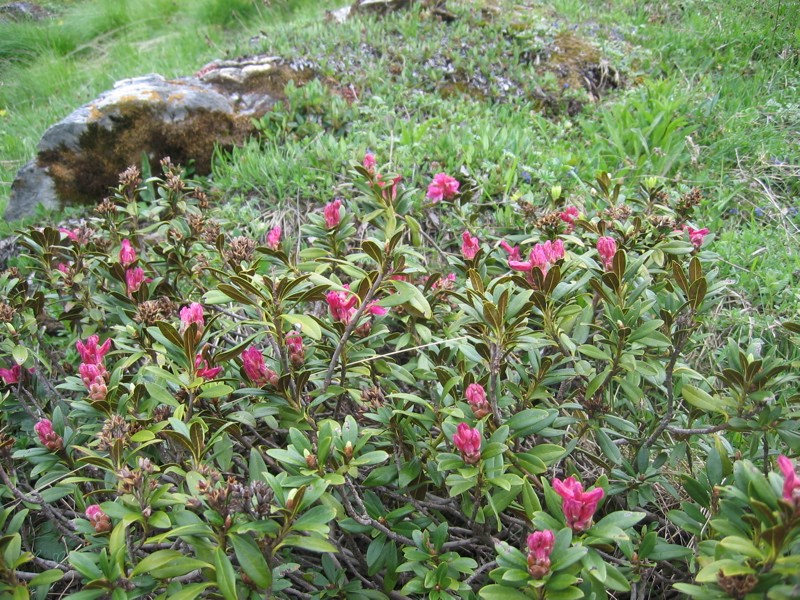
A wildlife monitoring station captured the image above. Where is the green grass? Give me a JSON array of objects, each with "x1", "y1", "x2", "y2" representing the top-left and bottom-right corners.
[{"x1": 1, "y1": 0, "x2": 799, "y2": 349}]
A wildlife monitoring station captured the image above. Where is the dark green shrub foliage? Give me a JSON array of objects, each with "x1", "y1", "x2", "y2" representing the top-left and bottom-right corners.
[{"x1": 0, "y1": 157, "x2": 798, "y2": 599}]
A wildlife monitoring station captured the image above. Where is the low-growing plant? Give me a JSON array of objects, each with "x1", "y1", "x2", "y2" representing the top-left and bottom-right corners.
[{"x1": 1, "y1": 155, "x2": 798, "y2": 599}]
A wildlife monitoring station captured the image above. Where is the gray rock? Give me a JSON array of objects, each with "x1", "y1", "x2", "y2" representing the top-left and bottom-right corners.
[
  {"x1": 7, "y1": 56, "x2": 315, "y2": 220},
  {"x1": 0, "y1": 1, "x2": 51, "y2": 22}
]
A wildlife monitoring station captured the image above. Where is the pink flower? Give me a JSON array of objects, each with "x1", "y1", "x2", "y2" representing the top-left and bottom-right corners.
[
  {"x1": 461, "y1": 231, "x2": 480, "y2": 260},
  {"x1": 433, "y1": 273, "x2": 457, "y2": 290},
  {"x1": 126, "y1": 267, "x2": 146, "y2": 294},
  {"x1": 526, "y1": 530, "x2": 555, "y2": 579},
  {"x1": 0, "y1": 364, "x2": 22, "y2": 385},
  {"x1": 685, "y1": 226, "x2": 710, "y2": 250},
  {"x1": 285, "y1": 331, "x2": 305, "y2": 368},
  {"x1": 508, "y1": 240, "x2": 564, "y2": 276},
  {"x1": 777, "y1": 455, "x2": 800, "y2": 509},
  {"x1": 119, "y1": 239, "x2": 137, "y2": 267},
  {"x1": 324, "y1": 199, "x2": 343, "y2": 229},
  {"x1": 500, "y1": 241, "x2": 522, "y2": 262},
  {"x1": 34, "y1": 418, "x2": 63, "y2": 452},
  {"x1": 597, "y1": 236, "x2": 617, "y2": 270},
  {"x1": 380, "y1": 175, "x2": 402, "y2": 203},
  {"x1": 367, "y1": 301, "x2": 387, "y2": 316},
  {"x1": 56, "y1": 263, "x2": 70, "y2": 275},
  {"x1": 266, "y1": 226, "x2": 282, "y2": 250},
  {"x1": 86, "y1": 505, "x2": 111, "y2": 533},
  {"x1": 363, "y1": 152, "x2": 377, "y2": 173},
  {"x1": 180, "y1": 303, "x2": 205, "y2": 333},
  {"x1": 194, "y1": 354, "x2": 222, "y2": 380},
  {"x1": 327, "y1": 288, "x2": 359, "y2": 323},
  {"x1": 242, "y1": 347, "x2": 278, "y2": 387},
  {"x1": 559, "y1": 206, "x2": 580, "y2": 230},
  {"x1": 466, "y1": 383, "x2": 490, "y2": 419},
  {"x1": 552, "y1": 476, "x2": 605, "y2": 532},
  {"x1": 76, "y1": 335, "x2": 112, "y2": 365},
  {"x1": 59, "y1": 227, "x2": 79, "y2": 241},
  {"x1": 453, "y1": 422, "x2": 481, "y2": 464},
  {"x1": 427, "y1": 173, "x2": 460, "y2": 203}
]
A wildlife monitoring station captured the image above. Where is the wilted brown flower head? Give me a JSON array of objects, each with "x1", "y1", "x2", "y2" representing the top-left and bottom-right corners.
[
  {"x1": 225, "y1": 236, "x2": 257, "y2": 266},
  {"x1": 98, "y1": 415, "x2": 130, "y2": 451}
]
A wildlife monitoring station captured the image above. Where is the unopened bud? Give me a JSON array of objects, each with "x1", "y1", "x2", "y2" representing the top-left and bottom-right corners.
[
  {"x1": 304, "y1": 450, "x2": 318, "y2": 469},
  {"x1": 344, "y1": 441, "x2": 354, "y2": 460}
]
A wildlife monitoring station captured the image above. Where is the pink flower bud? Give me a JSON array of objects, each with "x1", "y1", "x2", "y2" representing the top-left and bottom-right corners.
[
  {"x1": 119, "y1": 239, "x2": 137, "y2": 267},
  {"x1": 242, "y1": 346, "x2": 279, "y2": 387},
  {"x1": 526, "y1": 530, "x2": 555, "y2": 578},
  {"x1": 324, "y1": 199, "x2": 343, "y2": 229},
  {"x1": 286, "y1": 331, "x2": 305, "y2": 367},
  {"x1": 34, "y1": 418, "x2": 63, "y2": 452},
  {"x1": 461, "y1": 231, "x2": 480, "y2": 260},
  {"x1": 86, "y1": 505, "x2": 112, "y2": 533},
  {"x1": 266, "y1": 226, "x2": 282, "y2": 250},
  {"x1": 76, "y1": 335, "x2": 112, "y2": 365},
  {"x1": 79, "y1": 363, "x2": 107, "y2": 387},
  {"x1": 597, "y1": 236, "x2": 617, "y2": 270},
  {"x1": 552, "y1": 476, "x2": 604, "y2": 532},
  {"x1": 777, "y1": 455, "x2": 800, "y2": 510},
  {"x1": 453, "y1": 422, "x2": 481, "y2": 464},
  {"x1": 466, "y1": 383, "x2": 490, "y2": 419},
  {"x1": 363, "y1": 152, "x2": 376, "y2": 172},
  {"x1": 426, "y1": 173, "x2": 460, "y2": 203},
  {"x1": 367, "y1": 301, "x2": 387, "y2": 316}
]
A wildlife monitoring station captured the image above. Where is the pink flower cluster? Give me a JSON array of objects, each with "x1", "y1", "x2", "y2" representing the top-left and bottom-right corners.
[
  {"x1": 86, "y1": 504, "x2": 112, "y2": 533},
  {"x1": 194, "y1": 353, "x2": 221, "y2": 380},
  {"x1": 502, "y1": 239, "x2": 565, "y2": 277},
  {"x1": 553, "y1": 476, "x2": 604, "y2": 532},
  {"x1": 453, "y1": 423, "x2": 481, "y2": 465},
  {"x1": 778, "y1": 455, "x2": 800, "y2": 510},
  {"x1": 361, "y1": 153, "x2": 402, "y2": 203},
  {"x1": 461, "y1": 231, "x2": 480, "y2": 260},
  {"x1": 466, "y1": 383, "x2": 490, "y2": 419},
  {"x1": 596, "y1": 236, "x2": 617, "y2": 270},
  {"x1": 60, "y1": 227, "x2": 90, "y2": 245},
  {"x1": 324, "y1": 199, "x2": 343, "y2": 229},
  {"x1": 326, "y1": 287, "x2": 387, "y2": 326},
  {"x1": 77, "y1": 335, "x2": 112, "y2": 402},
  {"x1": 266, "y1": 226, "x2": 282, "y2": 251},
  {"x1": 0, "y1": 364, "x2": 22, "y2": 385},
  {"x1": 34, "y1": 418, "x2": 63, "y2": 452},
  {"x1": 684, "y1": 226, "x2": 710, "y2": 250},
  {"x1": 427, "y1": 173, "x2": 460, "y2": 203},
  {"x1": 119, "y1": 238, "x2": 150, "y2": 295},
  {"x1": 559, "y1": 206, "x2": 580, "y2": 231},
  {"x1": 242, "y1": 346, "x2": 279, "y2": 387},
  {"x1": 285, "y1": 331, "x2": 305, "y2": 368},
  {"x1": 526, "y1": 530, "x2": 555, "y2": 579},
  {"x1": 180, "y1": 303, "x2": 204, "y2": 341}
]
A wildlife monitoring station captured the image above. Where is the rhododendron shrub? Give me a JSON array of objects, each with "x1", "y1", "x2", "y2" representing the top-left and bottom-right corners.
[{"x1": 0, "y1": 160, "x2": 797, "y2": 600}]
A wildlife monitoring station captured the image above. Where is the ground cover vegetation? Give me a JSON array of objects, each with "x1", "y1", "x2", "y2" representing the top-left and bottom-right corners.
[{"x1": 0, "y1": 0, "x2": 799, "y2": 598}]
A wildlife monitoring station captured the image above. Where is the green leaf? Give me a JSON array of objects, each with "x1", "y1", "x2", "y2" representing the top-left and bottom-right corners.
[
  {"x1": 165, "y1": 583, "x2": 214, "y2": 600},
  {"x1": 593, "y1": 511, "x2": 645, "y2": 531},
  {"x1": 28, "y1": 569, "x2": 64, "y2": 587},
  {"x1": 133, "y1": 550, "x2": 209, "y2": 577},
  {"x1": 719, "y1": 535, "x2": 764, "y2": 559},
  {"x1": 12, "y1": 345, "x2": 28, "y2": 365},
  {"x1": 387, "y1": 279, "x2": 432, "y2": 318},
  {"x1": 681, "y1": 384, "x2": 729, "y2": 414},
  {"x1": 214, "y1": 547, "x2": 238, "y2": 600},
  {"x1": 230, "y1": 534, "x2": 272, "y2": 589},
  {"x1": 479, "y1": 585, "x2": 531, "y2": 600},
  {"x1": 278, "y1": 534, "x2": 338, "y2": 553},
  {"x1": 280, "y1": 314, "x2": 322, "y2": 340},
  {"x1": 696, "y1": 559, "x2": 756, "y2": 582}
]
